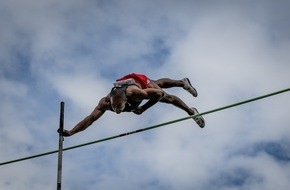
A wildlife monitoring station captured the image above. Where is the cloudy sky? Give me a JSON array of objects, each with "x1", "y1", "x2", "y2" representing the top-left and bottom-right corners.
[{"x1": 1, "y1": 0, "x2": 290, "y2": 189}]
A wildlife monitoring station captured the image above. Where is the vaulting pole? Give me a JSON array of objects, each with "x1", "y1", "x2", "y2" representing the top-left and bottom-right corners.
[{"x1": 57, "y1": 102, "x2": 64, "y2": 190}]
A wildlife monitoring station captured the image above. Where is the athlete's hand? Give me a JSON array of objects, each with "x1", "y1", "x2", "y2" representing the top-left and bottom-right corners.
[
  {"x1": 57, "y1": 129, "x2": 72, "y2": 137},
  {"x1": 132, "y1": 107, "x2": 143, "y2": 115}
]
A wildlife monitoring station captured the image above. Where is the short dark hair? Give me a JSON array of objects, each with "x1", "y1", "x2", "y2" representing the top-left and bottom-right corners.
[{"x1": 110, "y1": 87, "x2": 126, "y2": 99}]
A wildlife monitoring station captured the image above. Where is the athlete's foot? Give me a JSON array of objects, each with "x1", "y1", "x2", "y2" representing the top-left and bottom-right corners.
[
  {"x1": 182, "y1": 78, "x2": 198, "y2": 97},
  {"x1": 191, "y1": 107, "x2": 205, "y2": 128}
]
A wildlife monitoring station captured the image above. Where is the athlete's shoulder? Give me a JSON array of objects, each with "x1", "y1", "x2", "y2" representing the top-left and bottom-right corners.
[{"x1": 98, "y1": 95, "x2": 111, "y2": 110}]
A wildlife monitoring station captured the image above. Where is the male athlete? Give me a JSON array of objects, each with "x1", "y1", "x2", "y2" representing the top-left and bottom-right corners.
[{"x1": 61, "y1": 73, "x2": 205, "y2": 137}]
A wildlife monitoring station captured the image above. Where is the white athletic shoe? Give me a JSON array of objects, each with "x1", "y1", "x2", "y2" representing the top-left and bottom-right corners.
[
  {"x1": 182, "y1": 78, "x2": 198, "y2": 97},
  {"x1": 191, "y1": 107, "x2": 205, "y2": 128}
]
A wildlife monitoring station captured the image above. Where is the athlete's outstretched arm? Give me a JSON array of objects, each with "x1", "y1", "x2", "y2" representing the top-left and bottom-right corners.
[
  {"x1": 128, "y1": 87, "x2": 164, "y2": 114},
  {"x1": 62, "y1": 96, "x2": 110, "y2": 137}
]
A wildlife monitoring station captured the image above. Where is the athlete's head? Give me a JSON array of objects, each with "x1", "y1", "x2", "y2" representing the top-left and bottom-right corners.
[{"x1": 110, "y1": 88, "x2": 127, "y2": 114}]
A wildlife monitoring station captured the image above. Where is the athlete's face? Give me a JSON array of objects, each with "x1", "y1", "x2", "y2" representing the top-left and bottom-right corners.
[{"x1": 111, "y1": 96, "x2": 127, "y2": 114}]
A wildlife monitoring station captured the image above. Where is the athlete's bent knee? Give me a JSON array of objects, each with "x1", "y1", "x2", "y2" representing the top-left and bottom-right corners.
[{"x1": 160, "y1": 94, "x2": 174, "y2": 103}]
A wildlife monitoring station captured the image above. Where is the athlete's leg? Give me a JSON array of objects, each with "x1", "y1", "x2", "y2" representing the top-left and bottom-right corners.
[
  {"x1": 149, "y1": 78, "x2": 198, "y2": 97},
  {"x1": 147, "y1": 80, "x2": 204, "y2": 128},
  {"x1": 152, "y1": 78, "x2": 183, "y2": 88},
  {"x1": 160, "y1": 93, "x2": 205, "y2": 128},
  {"x1": 147, "y1": 80, "x2": 191, "y2": 113},
  {"x1": 160, "y1": 93, "x2": 193, "y2": 115}
]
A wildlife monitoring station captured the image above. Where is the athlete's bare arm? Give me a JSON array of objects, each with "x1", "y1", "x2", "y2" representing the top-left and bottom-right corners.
[
  {"x1": 63, "y1": 95, "x2": 111, "y2": 136},
  {"x1": 126, "y1": 85, "x2": 164, "y2": 114}
]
